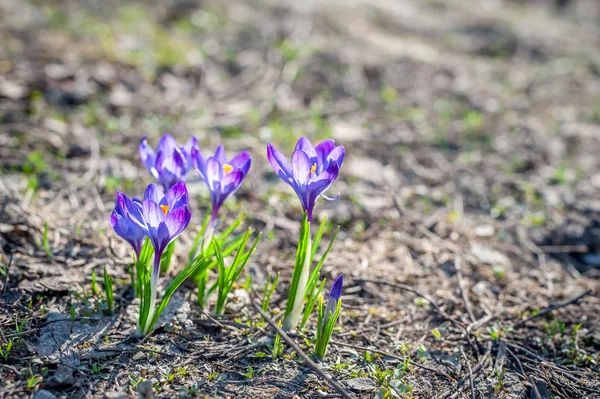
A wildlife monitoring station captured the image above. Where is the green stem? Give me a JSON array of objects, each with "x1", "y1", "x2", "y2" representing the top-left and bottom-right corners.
[
  {"x1": 196, "y1": 223, "x2": 215, "y2": 308},
  {"x1": 282, "y1": 236, "x2": 312, "y2": 331}
]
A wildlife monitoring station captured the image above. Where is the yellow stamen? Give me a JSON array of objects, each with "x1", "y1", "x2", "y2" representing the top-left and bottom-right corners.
[
  {"x1": 160, "y1": 205, "x2": 169, "y2": 215},
  {"x1": 223, "y1": 164, "x2": 233, "y2": 174},
  {"x1": 311, "y1": 164, "x2": 317, "y2": 174}
]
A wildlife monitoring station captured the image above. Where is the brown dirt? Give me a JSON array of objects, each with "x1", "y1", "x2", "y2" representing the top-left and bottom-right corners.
[{"x1": 1, "y1": 0, "x2": 600, "y2": 398}]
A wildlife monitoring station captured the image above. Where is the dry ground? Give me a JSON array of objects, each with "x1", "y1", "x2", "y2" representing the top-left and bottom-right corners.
[{"x1": 1, "y1": 0, "x2": 600, "y2": 398}]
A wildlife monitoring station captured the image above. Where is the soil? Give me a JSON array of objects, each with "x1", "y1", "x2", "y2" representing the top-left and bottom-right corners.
[{"x1": 1, "y1": 0, "x2": 600, "y2": 398}]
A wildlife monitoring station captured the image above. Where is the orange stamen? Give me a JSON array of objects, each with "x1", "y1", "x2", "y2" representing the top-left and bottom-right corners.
[
  {"x1": 223, "y1": 164, "x2": 233, "y2": 174},
  {"x1": 160, "y1": 205, "x2": 169, "y2": 215},
  {"x1": 311, "y1": 164, "x2": 317, "y2": 174}
]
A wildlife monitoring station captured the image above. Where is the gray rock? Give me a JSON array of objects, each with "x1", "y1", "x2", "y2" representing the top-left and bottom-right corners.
[
  {"x1": 34, "y1": 390, "x2": 57, "y2": 399},
  {"x1": 346, "y1": 377, "x2": 376, "y2": 391}
]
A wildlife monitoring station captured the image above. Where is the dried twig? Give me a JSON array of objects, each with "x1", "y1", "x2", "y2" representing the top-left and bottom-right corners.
[
  {"x1": 529, "y1": 376, "x2": 543, "y2": 399},
  {"x1": 444, "y1": 341, "x2": 492, "y2": 399},
  {"x1": 252, "y1": 301, "x2": 354, "y2": 399},
  {"x1": 513, "y1": 289, "x2": 593, "y2": 329},
  {"x1": 354, "y1": 278, "x2": 466, "y2": 330},
  {"x1": 459, "y1": 347, "x2": 476, "y2": 399}
]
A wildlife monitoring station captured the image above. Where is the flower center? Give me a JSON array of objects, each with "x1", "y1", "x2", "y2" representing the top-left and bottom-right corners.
[
  {"x1": 310, "y1": 163, "x2": 317, "y2": 174},
  {"x1": 160, "y1": 205, "x2": 169, "y2": 215},
  {"x1": 223, "y1": 164, "x2": 233, "y2": 174}
]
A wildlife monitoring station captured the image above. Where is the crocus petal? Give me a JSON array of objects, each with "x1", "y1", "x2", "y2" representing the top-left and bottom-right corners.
[
  {"x1": 308, "y1": 162, "x2": 339, "y2": 199},
  {"x1": 266, "y1": 143, "x2": 293, "y2": 183},
  {"x1": 142, "y1": 198, "x2": 166, "y2": 230},
  {"x1": 165, "y1": 180, "x2": 189, "y2": 210},
  {"x1": 156, "y1": 148, "x2": 187, "y2": 190},
  {"x1": 182, "y1": 136, "x2": 198, "y2": 165},
  {"x1": 229, "y1": 151, "x2": 251, "y2": 175},
  {"x1": 295, "y1": 137, "x2": 317, "y2": 164},
  {"x1": 205, "y1": 157, "x2": 223, "y2": 192},
  {"x1": 321, "y1": 193, "x2": 340, "y2": 201},
  {"x1": 151, "y1": 222, "x2": 172, "y2": 257},
  {"x1": 119, "y1": 193, "x2": 147, "y2": 230},
  {"x1": 192, "y1": 147, "x2": 206, "y2": 180},
  {"x1": 156, "y1": 134, "x2": 178, "y2": 154},
  {"x1": 240, "y1": 157, "x2": 251, "y2": 177},
  {"x1": 222, "y1": 170, "x2": 243, "y2": 195},
  {"x1": 315, "y1": 139, "x2": 335, "y2": 174},
  {"x1": 144, "y1": 184, "x2": 164, "y2": 205},
  {"x1": 110, "y1": 210, "x2": 144, "y2": 256},
  {"x1": 214, "y1": 145, "x2": 227, "y2": 165},
  {"x1": 329, "y1": 274, "x2": 344, "y2": 301},
  {"x1": 139, "y1": 137, "x2": 158, "y2": 178},
  {"x1": 291, "y1": 150, "x2": 311, "y2": 185},
  {"x1": 328, "y1": 145, "x2": 345, "y2": 169},
  {"x1": 164, "y1": 207, "x2": 191, "y2": 238}
]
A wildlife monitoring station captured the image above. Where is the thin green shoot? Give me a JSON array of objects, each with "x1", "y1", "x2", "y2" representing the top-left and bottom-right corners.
[
  {"x1": 261, "y1": 272, "x2": 280, "y2": 312},
  {"x1": 103, "y1": 266, "x2": 114, "y2": 315},
  {"x1": 43, "y1": 222, "x2": 53, "y2": 259}
]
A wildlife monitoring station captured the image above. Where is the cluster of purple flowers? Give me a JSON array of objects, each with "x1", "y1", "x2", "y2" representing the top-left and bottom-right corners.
[
  {"x1": 110, "y1": 133, "x2": 345, "y2": 337},
  {"x1": 112, "y1": 134, "x2": 253, "y2": 264},
  {"x1": 112, "y1": 134, "x2": 345, "y2": 262}
]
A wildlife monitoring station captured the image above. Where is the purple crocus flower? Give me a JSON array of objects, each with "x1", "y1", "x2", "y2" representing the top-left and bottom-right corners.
[
  {"x1": 324, "y1": 274, "x2": 343, "y2": 321},
  {"x1": 266, "y1": 137, "x2": 345, "y2": 222},
  {"x1": 110, "y1": 193, "x2": 146, "y2": 259},
  {"x1": 141, "y1": 181, "x2": 192, "y2": 276},
  {"x1": 139, "y1": 134, "x2": 199, "y2": 191},
  {"x1": 192, "y1": 145, "x2": 251, "y2": 225}
]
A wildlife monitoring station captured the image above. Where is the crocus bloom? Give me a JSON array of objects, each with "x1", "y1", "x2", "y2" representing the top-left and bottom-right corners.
[
  {"x1": 267, "y1": 137, "x2": 344, "y2": 222},
  {"x1": 323, "y1": 274, "x2": 343, "y2": 325},
  {"x1": 141, "y1": 181, "x2": 192, "y2": 274},
  {"x1": 315, "y1": 274, "x2": 343, "y2": 358},
  {"x1": 139, "y1": 134, "x2": 199, "y2": 191},
  {"x1": 192, "y1": 145, "x2": 251, "y2": 226},
  {"x1": 110, "y1": 193, "x2": 146, "y2": 259},
  {"x1": 139, "y1": 181, "x2": 191, "y2": 333}
]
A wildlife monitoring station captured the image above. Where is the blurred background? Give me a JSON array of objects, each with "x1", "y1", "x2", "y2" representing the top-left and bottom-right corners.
[
  {"x1": 1, "y1": 1, "x2": 600, "y2": 397},
  {"x1": 1, "y1": 0, "x2": 600, "y2": 283}
]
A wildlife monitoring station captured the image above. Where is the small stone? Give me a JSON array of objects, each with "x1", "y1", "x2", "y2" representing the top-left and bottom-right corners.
[
  {"x1": 137, "y1": 380, "x2": 154, "y2": 399},
  {"x1": 93, "y1": 63, "x2": 117, "y2": 86},
  {"x1": 471, "y1": 243, "x2": 510, "y2": 266},
  {"x1": 0, "y1": 78, "x2": 27, "y2": 99},
  {"x1": 110, "y1": 84, "x2": 133, "y2": 107},
  {"x1": 227, "y1": 288, "x2": 250, "y2": 313},
  {"x1": 34, "y1": 390, "x2": 57, "y2": 399},
  {"x1": 346, "y1": 377, "x2": 376, "y2": 391},
  {"x1": 474, "y1": 224, "x2": 495, "y2": 237},
  {"x1": 472, "y1": 281, "x2": 493, "y2": 297},
  {"x1": 44, "y1": 64, "x2": 74, "y2": 80}
]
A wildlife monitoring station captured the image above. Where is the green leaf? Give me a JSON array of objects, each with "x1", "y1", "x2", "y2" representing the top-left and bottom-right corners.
[
  {"x1": 137, "y1": 238, "x2": 154, "y2": 329},
  {"x1": 310, "y1": 215, "x2": 328, "y2": 262},
  {"x1": 213, "y1": 230, "x2": 261, "y2": 314},
  {"x1": 300, "y1": 278, "x2": 326, "y2": 329},
  {"x1": 216, "y1": 212, "x2": 246, "y2": 245},
  {"x1": 188, "y1": 212, "x2": 211, "y2": 262},
  {"x1": 43, "y1": 222, "x2": 53, "y2": 259},
  {"x1": 145, "y1": 254, "x2": 208, "y2": 335},
  {"x1": 103, "y1": 265, "x2": 114, "y2": 315},
  {"x1": 284, "y1": 214, "x2": 311, "y2": 320},
  {"x1": 261, "y1": 272, "x2": 280, "y2": 312},
  {"x1": 306, "y1": 225, "x2": 339, "y2": 303}
]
